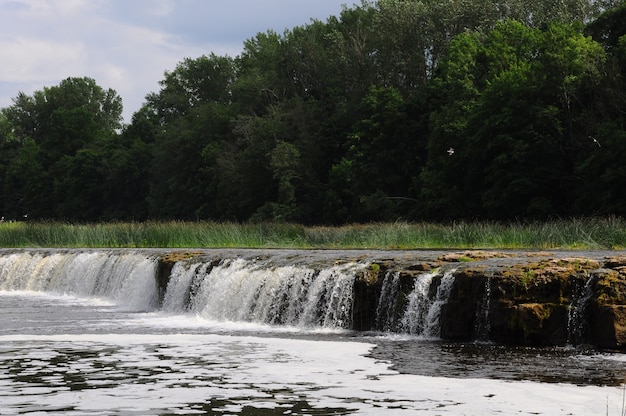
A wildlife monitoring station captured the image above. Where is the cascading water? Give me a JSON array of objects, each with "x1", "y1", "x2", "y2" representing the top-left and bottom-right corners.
[
  {"x1": 398, "y1": 270, "x2": 438, "y2": 335},
  {"x1": 423, "y1": 270, "x2": 456, "y2": 338},
  {"x1": 0, "y1": 249, "x2": 367, "y2": 330},
  {"x1": 0, "y1": 250, "x2": 470, "y2": 338},
  {"x1": 567, "y1": 275, "x2": 595, "y2": 345},
  {"x1": 0, "y1": 250, "x2": 159, "y2": 311},
  {"x1": 474, "y1": 275, "x2": 492, "y2": 341},
  {"x1": 162, "y1": 257, "x2": 362, "y2": 329},
  {"x1": 398, "y1": 269, "x2": 456, "y2": 338},
  {"x1": 161, "y1": 261, "x2": 213, "y2": 312},
  {"x1": 375, "y1": 271, "x2": 402, "y2": 332}
]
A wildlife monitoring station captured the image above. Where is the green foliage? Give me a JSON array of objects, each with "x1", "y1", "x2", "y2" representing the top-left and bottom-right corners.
[
  {"x1": 0, "y1": 1, "x2": 625, "y2": 224},
  {"x1": 0, "y1": 218, "x2": 624, "y2": 249},
  {"x1": 420, "y1": 18, "x2": 610, "y2": 219},
  {"x1": 143, "y1": 55, "x2": 237, "y2": 220},
  {"x1": 0, "y1": 77, "x2": 124, "y2": 220}
]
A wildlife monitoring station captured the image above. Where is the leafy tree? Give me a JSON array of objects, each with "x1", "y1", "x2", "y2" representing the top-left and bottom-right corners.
[
  {"x1": 330, "y1": 86, "x2": 423, "y2": 221},
  {"x1": 421, "y1": 19, "x2": 607, "y2": 219},
  {"x1": 586, "y1": 1, "x2": 626, "y2": 51},
  {"x1": 1, "y1": 138, "x2": 47, "y2": 219},
  {"x1": 145, "y1": 55, "x2": 236, "y2": 219},
  {"x1": 146, "y1": 54, "x2": 235, "y2": 123},
  {"x1": 3, "y1": 1, "x2": 624, "y2": 224},
  {"x1": 264, "y1": 140, "x2": 301, "y2": 221},
  {"x1": 1, "y1": 77, "x2": 123, "y2": 220},
  {"x1": 234, "y1": 30, "x2": 290, "y2": 115},
  {"x1": 575, "y1": 2, "x2": 626, "y2": 215}
]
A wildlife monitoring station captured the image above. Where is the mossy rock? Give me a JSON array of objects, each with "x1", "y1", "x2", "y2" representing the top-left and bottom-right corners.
[
  {"x1": 593, "y1": 269, "x2": 626, "y2": 306},
  {"x1": 489, "y1": 301, "x2": 568, "y2": 346},
  {"x1": 155, "y1": 251, "x2": 203, "y2": 302},
  {"x1": 604, "y1": 256, "x2": 626, "y2": 269},
  {"x1": 159, "y1": 250, "x2": 203, "y2": 266},
  {"x1": 406, "y1": 262, "x2": 436, "y2": 271},
  {"x1": 438, "y1": 251, "x2": 514, "y2": 262},
  {"x1": 514, "y1": 303, "x2": 568, "y2": 345},
  {"x1": 488, "y1": 258, "x2": 597, "y2": 305}
]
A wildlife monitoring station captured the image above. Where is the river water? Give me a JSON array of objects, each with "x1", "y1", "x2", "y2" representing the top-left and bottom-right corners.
[
  {"x1": 1, "y1": 291, "x2": 625, "y2": 416},
  {"x1": 0, "y1": 250, "x2": 625, "y2": 415}
]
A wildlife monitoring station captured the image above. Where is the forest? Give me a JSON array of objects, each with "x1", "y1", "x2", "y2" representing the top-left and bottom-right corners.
[{"x1": 0, "y1": 0, "x2": 625, "y2": 224}]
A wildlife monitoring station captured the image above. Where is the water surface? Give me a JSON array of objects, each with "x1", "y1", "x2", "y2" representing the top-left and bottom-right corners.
[{"x1": 1, "y1": 291, "x2": 625, "y2": 415}]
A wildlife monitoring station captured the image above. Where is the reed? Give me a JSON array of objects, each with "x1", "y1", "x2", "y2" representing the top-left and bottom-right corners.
[{"x1": 0, "y1": 218, "x2": 625, "y2": 249}]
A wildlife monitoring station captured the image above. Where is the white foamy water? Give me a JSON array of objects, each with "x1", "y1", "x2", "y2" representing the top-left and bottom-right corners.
[
  {"x1": 0, "y1": 250, "x2": 159, "y2": 311},
  {"x1": 0, "y1": 250, "x2": 625, "y2": 415},
  {"x1": 162, "y1": 257, "x2": 359, "y2": 329},
  {"x1": 0, "y1": 291, "x2": 624, "y2": 416},
  {"x1": 1, "y1": 332, "x2": 624, "y2": 416}
]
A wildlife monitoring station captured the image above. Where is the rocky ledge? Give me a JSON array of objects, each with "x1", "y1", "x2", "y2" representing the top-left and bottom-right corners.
[
  {"x1": 155, "y1": 249, "x2": 626, "y2": 349},
  {"x1": 352, "y1": 251, "x2": 626, "y2": 349}
]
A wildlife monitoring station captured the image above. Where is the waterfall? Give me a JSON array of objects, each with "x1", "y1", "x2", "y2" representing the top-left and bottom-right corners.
[
  {"x1": 0, "y1": 250, "x2": 159, "y2": 311},
  {"x1": 422, "y1": 271, "x2": 456, "y2": 338},
  {"x1": 0, "y1": 249, "x2": 466, "y2": 334},
  {"x1": 161, "y1": 261, "x2": 212, "y2": 313},
  {"x1": 474, "y1": 275, "x2": 491, "y2": 341},
  {"x1": 0, "y1": 250, "x2": 366, "y2": 330},
  {"x1": 375, "y1": 271, "x2": 402, "y2": 332},
  {"x1": 567, "y1": 275, "x2": 594, "y2": 345},
  {"x1": 397, "y1": 269, "x2": 455, "y2": 338},
  {"x1": 398, "y1": 270, "x2": 437, "y2": 335},
  {"x1": 162, "y1": 257, "x2": 362, "y2": 329}
]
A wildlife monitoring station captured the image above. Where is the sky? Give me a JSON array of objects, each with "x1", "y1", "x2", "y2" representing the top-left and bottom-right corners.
[{"x1": 0, "y1": 0, "x2": 352, "y2": 123}]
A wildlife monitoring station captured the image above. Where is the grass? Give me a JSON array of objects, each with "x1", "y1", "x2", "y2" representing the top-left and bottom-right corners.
[{"x1": 1, "y1": 217, "x2": 626, "y2": 249}]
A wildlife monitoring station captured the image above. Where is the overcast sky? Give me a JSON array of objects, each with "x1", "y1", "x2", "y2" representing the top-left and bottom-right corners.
[{"x1": 0, "y1": 0, "x2": 351, "y2": 122}]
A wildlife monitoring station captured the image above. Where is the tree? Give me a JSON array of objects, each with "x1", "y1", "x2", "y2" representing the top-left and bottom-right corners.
[
  {"x1": 1, "y1": 138, "x2": 47, "y2": 219},
  {"x1": 575, "y1": 2, "x2": 626, "y2": 215},
  {"x1": 1, "y1": 77, "x2": 123, "y2": 220},
  {"x1": 144, "y1": 55, "x2": 237, "y2": 219},
  {"x1": 146, "y1": 54, "x2": 235, "y2": 123},
  {"x1": 329, "y1": 86, "x2": 423, "y2": 221},
  {"x1": 420, "y1": 19, "x2": 607, "y2": 219}
]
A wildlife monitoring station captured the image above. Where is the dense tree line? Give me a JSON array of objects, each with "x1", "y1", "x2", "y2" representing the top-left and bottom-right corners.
[{"x1": 1, "y1": 0, "x2": 625, "y2": 223}]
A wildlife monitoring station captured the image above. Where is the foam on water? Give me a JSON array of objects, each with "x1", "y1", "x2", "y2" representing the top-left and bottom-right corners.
[
  {"x1": 125, "y1": 311, "x2": 353, "y2": 336},
  {"x1": 0, "y1": 332, "x2": 623, "y2": 415},
  {"x1": 0, "y1": 289, "x2": 117, "y2": 307},
  {"x1": 1, "y1": 250, "x2": 625, "y2": 414}
]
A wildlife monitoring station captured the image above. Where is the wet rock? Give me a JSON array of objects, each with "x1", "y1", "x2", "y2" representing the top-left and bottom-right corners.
[
  {"x1": 439, "y1": 267, "x2": 488, "y2": 340},
  {"x1": 603, "y1": 256, "x2": 626, "y2": 269},
  {"x1": 490, "y1": 302, "x2": 569, "y2": 346},
  {"x1": 153, "y1": 249, "x2": 626, "y2": 349},
  {"x1": 437, "y1": 251, "x2": 514, "y2": 262},
  {"x1": 352, "y1": 264, "x2": 385, "y2": 331},
  {"x1": 589, "y1": 305, "x2": 626, "y2": 348},
  {"x1": 592, "y1": 269, "x2": 626, "y2": 306},
  {"x1": 363, "y1": 252, "x2": 625, "y2": 348},
  {"x1": 156, "y1": 251, "x2": 203, "y2": 301}
]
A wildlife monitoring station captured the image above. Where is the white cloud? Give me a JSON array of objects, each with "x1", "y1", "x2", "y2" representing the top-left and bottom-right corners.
[
  {"x1": 0, "y1": 0, "x2": 349, "y2": 122},
  {"x1": 0, "y1": 37, "x2": 85, "y2": 82}
]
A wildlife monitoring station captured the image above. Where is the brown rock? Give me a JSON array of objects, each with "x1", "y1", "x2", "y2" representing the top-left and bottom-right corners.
[
  {"x1": 438, "y1": 251, "x2": 513, "y2": 262},
  {"x1": 589, "y1": 305, "x2": 626, "y2": 348}
]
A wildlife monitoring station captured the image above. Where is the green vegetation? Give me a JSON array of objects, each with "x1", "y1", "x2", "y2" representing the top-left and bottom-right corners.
[
  {"x1": 0, "y1": 1, "x2": 625, "y2": 224},
  {"x1": 1, "y1": 218, "x2": 626, "y2": 249}
]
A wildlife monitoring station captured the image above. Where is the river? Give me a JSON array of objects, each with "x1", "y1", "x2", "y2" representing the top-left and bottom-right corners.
[{"x1": 0, "y1": 249, "x2": 625, "y2": 415}]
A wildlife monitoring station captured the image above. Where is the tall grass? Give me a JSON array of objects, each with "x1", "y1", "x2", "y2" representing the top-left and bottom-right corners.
[{"x1": 0, "y1": 218, "x2": 625, "y2": 249}]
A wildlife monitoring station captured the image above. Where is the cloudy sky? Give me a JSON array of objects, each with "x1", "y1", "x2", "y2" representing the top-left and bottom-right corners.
[{"x1": 0, "y1": 0, "x2": 351, "y2": 122}]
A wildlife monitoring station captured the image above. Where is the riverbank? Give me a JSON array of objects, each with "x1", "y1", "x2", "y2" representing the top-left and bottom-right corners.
[{"x1": 2, "y1": 218, "x2": 626, "y2": 249}]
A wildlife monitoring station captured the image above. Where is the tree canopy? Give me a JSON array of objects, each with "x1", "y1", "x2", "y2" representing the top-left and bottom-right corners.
[{"x1": 1, "y1": 0, "x2": 625, "y2": 223}]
